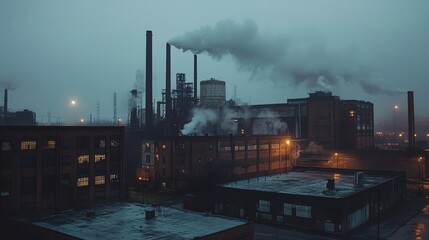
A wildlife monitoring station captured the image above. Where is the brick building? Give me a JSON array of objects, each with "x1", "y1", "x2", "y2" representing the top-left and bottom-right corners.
[{"x1": 0, "y1": 126, "x2": 124, "y2": 219}]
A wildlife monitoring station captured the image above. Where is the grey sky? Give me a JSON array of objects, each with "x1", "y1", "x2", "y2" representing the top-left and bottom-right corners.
[{"x1": 0, "y1": 0, "x2": 428, "y2": 129}]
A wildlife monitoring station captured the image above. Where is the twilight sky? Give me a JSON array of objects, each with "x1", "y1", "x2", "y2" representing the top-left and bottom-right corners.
[{"x1": 0, "y1": 0, "x2": 428, "y2": 130}]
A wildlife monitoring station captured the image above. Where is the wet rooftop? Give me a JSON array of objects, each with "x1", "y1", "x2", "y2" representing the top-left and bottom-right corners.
[
  {"x1": 33, "y1": 202, "x2": 249, "y2": 239},
  {"x1": 220, "y1": 169, "x2": 397, "y2": 198}
]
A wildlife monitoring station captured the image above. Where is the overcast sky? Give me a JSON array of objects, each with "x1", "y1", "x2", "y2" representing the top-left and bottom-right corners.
[{"x1": 1, "y1": 0, "x2": 428, "y2": 129}]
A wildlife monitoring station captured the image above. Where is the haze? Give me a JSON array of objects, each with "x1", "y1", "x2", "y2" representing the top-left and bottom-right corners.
[{"x1": 0, "y1": 0, "x2": 428, "y2": 129}]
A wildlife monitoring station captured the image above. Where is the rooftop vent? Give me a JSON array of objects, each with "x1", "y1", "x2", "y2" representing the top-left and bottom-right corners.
[
  {"x1": 145, "y1": 208, "x2": 155, "y2": 220},
  {"x1": 354, "y1": 172, "x2": 364, "y2": 187}
]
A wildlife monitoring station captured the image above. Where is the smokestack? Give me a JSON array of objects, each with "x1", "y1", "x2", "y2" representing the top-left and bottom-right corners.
[
  {"x1": 113, "y1": 92, "x2": 117, "y2": 124},
  {"x1": 165, "y1": 43, "x2": 172, "y2": 135},
  {"x1": 3, "y1": 89, "x2": 7, "y2": 117},
  {"x1": 130, "y1": 89, "x2": 138, "y2": 128},
  {"x1": 407, "y1": 91, "x2": 415, "y2": 149},
  {"x1": 145, "y1": 30, "x2": 153, "y2": 131},
  {"x1": 194, "y1": 54, "x2": 197, "y2": 101}
]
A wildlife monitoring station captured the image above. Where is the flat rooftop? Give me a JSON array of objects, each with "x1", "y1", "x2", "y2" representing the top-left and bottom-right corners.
[
  {"x1": 220, "y1": 168, "x2": 398, "y2": 198},
  {"x1": 33, "y1": 202, "x2": 249, "y2": 240}
]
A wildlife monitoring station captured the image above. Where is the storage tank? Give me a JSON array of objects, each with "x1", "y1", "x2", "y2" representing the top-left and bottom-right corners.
[{"x1": 200, "y1": 78, "x2": 226, "y2": 108}]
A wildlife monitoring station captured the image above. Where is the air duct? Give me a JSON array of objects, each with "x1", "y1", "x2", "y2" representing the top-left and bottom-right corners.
[
  {"x1": 407, "y1": 91, "x2": 415, "y2": 149},
  {"x1": 145, "y1": 30, "x2": 153, "y2": 131}
]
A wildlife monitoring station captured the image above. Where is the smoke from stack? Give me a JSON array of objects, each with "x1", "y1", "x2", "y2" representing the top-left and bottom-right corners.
[{"x1": 169, "y1": 19, "x2": 394, "y2": 95}]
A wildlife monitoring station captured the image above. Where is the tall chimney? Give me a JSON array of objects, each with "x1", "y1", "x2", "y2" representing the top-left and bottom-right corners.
[
  {"x1": 3, "y1": 89, "x2": 7, "y2": 117},
  {"x1": 145, "y1": 30, "x2": 153, "y2": 131},
  {"x1": 407, "y1": 91, "x2": 415, "y2": 149},
  {"x1": 194, "y1": 54, "x2": 198, "y2": 101},
  {"x1": 165, "y1": 43, "x2": 172, "y2": 135}
]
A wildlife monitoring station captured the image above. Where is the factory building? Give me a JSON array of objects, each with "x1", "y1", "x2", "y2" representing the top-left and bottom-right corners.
[
  {"x1": 154, "y1": 135, "x2": 293, "y2": 192},
  {"x1": 340, "y1": 100, "x2": 374, "y2": 149},
  {"x1": 0, "y1": 126, "x2": 125, "y2": 219},
  {"x1": 10, "y1": 202, "x2": 254, "y2": 240},
  {"x1": 213, "y1": 167, "x2": 406, "y2": 235}
]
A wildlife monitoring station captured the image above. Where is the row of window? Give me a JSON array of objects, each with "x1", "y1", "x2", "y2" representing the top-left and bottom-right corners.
[
  {"x1": 77, "y1": 154, "x2": 106, "y2": 164},
  {"x1": 219, "y1": 143, "x2": 280, "y2": 152},
  {"x1": 1, "y1": 137, "x2": 120, "y2": 152},
  {"x1": 77, "y1": 174, "x2": 119, "y2": 187},
  {"x1": 258, "y1": 200, "x2": 312, "y2": 219}
]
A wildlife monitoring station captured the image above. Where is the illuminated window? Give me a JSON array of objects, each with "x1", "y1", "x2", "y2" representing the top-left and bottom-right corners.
[
  {"x1": 78, "y1": 155, "x2": 90, "y2": 164},
  {"x1": 77, "y1": 177, "x2": 89, "y2": 187},
  {"x1": 110, "y1": 173, "x2": 119, "y2": 183},
  {"x1": 259, "y1": 144, "x2": 269, "y2": 150},
  {"x1": 43, "y1": 140, "x2": 56, "y2": 149},
  {"x1": 271, "y1": 143, "x2": 280, "y2": 149},
  {"x1": 95, "y1": 175, "x2": 105, "y2": 185},
  {"x1": 162, "y1": 144, "x2": 166, "y2": 150},
  {"x1": 248, "y1": 144, "x2": 257, "y2": 151},
  {"x1": 21, "y1": 141, "x2": 36, "y2": 150},
  {"x1": 258, "y1": 200, "x2": 271, "y2": 213},
  {"x1": 349, "y1": 110, "x2": 356, "y2": 117},
  {"x1": 1, "y1": 142, "x2": 11, "y2": 151},
  {"x1": 95, "y1": 154, "x2": 106, "y2": 162},
  {"x1": 208, "y1": 143, "x2": 213, "y2": 150}
]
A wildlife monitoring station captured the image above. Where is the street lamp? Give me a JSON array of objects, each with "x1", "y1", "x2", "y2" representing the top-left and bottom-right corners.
[
  {"x1": 393, "y1": 105, "x2": 399, "y2": 145},
  {"x1": 285, "y1": 140, "x2": 290, "y2": 173},
  {"x1": 335, "y1": 152, "x2": 338, "y2": 168}
]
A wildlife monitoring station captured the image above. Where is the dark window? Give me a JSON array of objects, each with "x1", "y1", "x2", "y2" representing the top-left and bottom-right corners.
[
  {"x1": 181, "y1": 156, "x2": 185, "y2": 165},
  {"x1": 0, "y1": 155, "x2": 12, "y2": 169},
  {"x1": 77, "y1": 137, "x2": 90, "y2": 149},
  {"x1": 61, "y1": 139, "x2": 71, "y2": 149},
  {"x1": 162, "y1": 156, "x2": 166, "y2": 164},
  {"x1": 21, "y1": 156, "x2": 37, "y2": 168},
  {"x1": 1, "y1": 141, "x2": 12, "y2": 151},
  {"x1": 61, "y1": 174, "x2": 71, "y2": 187},
  {"x1": 146, "y1": 155, "x2": 151, "y2": 163},
  {"x1": 42, "y1": 175, "x2": 56, "y2": 193},
  {"x1": 209, "y1": 143, "x2": 213, "y2": 150},
  {"x1": 21, "y1": 177, "x2": 36, "y2": 194},
  {"x1": 162, "y1": 168, "x2": 166, "y2": 177},
  {"x1": 42, "y1": 153, "x2": 56, "y2": 167},
  {"x1": 95, "y1": 138, "x2": 106, "y2": 148},
  {"x1": 61, "y1": 155, "x2": 71, "y2": 166}
]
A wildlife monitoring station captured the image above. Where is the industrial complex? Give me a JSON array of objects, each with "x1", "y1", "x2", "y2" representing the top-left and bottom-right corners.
[{"x1": 0, "y1": 29, "x2": 428, "y2": 239}]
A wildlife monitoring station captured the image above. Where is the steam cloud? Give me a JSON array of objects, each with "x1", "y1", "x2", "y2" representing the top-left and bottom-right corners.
[
  {"x1": 170, "y1": 19, "x2": 393, "y2": 95},
  {"x1": 181, "y1": 106, "x2": 288, "y2": 136}
]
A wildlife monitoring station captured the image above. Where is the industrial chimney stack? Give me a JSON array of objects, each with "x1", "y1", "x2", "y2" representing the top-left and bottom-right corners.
[
  {"x1": 3, "y1": 89, "x2": 7, "y2": 118},
  {"x1": 194, "y1": 54, "x2": 198, "y2": 102},
  {"x1": 407, "y1": 91, "x2": 415, "y2": 149},
  {"x1": 165, "y1": 43, "x2": 172, "y2": 135},
  {"x1": 145, "y1": 30, "x2": 153, "y2": 131}
]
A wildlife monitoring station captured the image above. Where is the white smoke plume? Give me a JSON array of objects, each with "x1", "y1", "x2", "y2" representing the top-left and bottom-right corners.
[
  {"x1": 181, "y1": 108, "x2": 218, "y2": 135},
  {"x1": 170, "y1": 19, "x2": 394, "y2": 95},
  {"x1": 134, "y1": 69, "x2": 145, "y2": 91},
  {"x1": 252, "y1": 109, "x2": 288, "y2": 135}
]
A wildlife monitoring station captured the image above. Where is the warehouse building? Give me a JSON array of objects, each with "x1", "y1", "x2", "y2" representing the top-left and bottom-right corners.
[
  {"x1": 0, "y1": 126, "x2": 125, "y2": 219},
  {"x1": 11, "y1": 202, "x2": 254, "y2": 240},
  {"x1": 213, "y1": 167, "x2": 406, "y2": 235}
]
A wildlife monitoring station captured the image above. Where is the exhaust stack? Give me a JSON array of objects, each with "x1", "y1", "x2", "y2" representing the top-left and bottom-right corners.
[
  {"x1": 194, "y1": 54, "x2": 197, "y2": 101},
  {"x1": 3, "y1": 89, "x2": 7, "y2": 118},
  {"x1": 407, "y1": 91, "x2": 415, "y2": 149},
  {"x1": 165, "y1": 43, "x2": 172, "y2": 135},
  {"x1": 145, "y1": 30, "x2": 153, "y2": 130}
]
